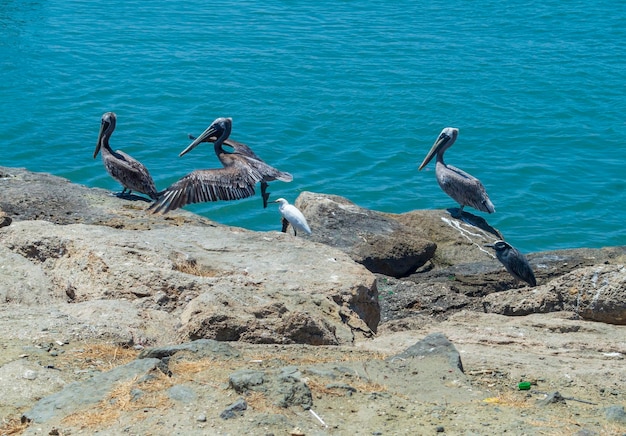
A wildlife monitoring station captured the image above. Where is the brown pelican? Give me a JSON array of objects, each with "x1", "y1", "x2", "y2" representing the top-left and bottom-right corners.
[
  {"x1": 94, "y1": 112, "x2": 159, "y2": 200},
  {"x1": 485, "y1": 240, "x2": 537, "y2": 287},
  {"x1": 418, "y1": 127, "x2": 495, "y2": 216},
  {"x1": 148, "y1": 117, "x2": 292, "y2": 214}
]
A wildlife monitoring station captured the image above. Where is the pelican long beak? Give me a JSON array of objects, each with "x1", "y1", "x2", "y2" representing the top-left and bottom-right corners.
[
  {"x1": 418, "y1": 133, "x2": 448, "y2": 170},
  {"x1": 93, "y1": 122, "x2": 106, "y2": 158},
  {"x1": 179, "y1": 124, "x2": 220, "y2": 157},
  {"x1": 484, "y1": 243, "x2": 495, "y2": 248}
]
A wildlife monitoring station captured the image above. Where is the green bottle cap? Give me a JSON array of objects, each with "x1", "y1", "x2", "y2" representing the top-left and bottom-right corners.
[{"x1": 518, "y1": 381, "x2": 531, "y2": 390}]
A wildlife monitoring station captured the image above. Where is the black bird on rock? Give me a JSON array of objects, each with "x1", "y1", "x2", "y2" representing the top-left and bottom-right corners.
[{"x1": 485, "y1": 240, "x2": 537, "y2": 287}]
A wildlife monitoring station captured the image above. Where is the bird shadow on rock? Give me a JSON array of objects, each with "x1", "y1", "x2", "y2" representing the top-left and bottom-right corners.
[
  {"x1": 113, "y1": 192, "x2": 153, "y2": 203},
  {"x1": 447, "y1": 207, "x2": 502, "y2": 239}
]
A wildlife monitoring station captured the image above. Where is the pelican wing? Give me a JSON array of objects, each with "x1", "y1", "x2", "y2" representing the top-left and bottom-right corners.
[
  {"x1": 245, "y1": 157, "x2": 293, "y2": 183},
  {"x1": 105, "y1": 150, "x2": 158, "y2": 199},
  {"x1": 223, "y1": 139, "x2": 263, "y2": 160},
  {"x1": 438, "y1": 164, "x2": 495, "y2": 213},
  {"x1": 225, "y1": 139, "x2": 293, "y2": 183},
  {"x1": 148, "y1": 165, "x2": 259, "y2": 214}
]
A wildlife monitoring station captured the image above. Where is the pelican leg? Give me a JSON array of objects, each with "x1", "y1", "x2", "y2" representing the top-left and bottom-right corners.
[{"x1": 261, "y1": 181, "x2": 270, "y2": 208}]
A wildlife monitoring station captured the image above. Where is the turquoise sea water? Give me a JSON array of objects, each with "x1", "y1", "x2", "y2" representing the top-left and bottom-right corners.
[{"x1": 1, "y1": 0, "x2": 625, "y2": 253}]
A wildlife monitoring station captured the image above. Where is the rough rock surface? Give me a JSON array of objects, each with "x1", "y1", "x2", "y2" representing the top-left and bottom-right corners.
[
  {"x1": 0, "y1": 219, "x2": 379, "y2": 346},
  {"x1": 0, "y1": 168, "x2": 625, "y2": 435},
  {"x1": 0, "y1": 209, "x2": 11, "y2": 228},
  {"x1": 483, "y1": 264, "x2": 626, "y2": 324},
  {"x1": 296, "y1": 192, "x2": 437, "y2": 277},
  {"x1": 0, "y1": 166, "x2": 213, "y2": 229}
]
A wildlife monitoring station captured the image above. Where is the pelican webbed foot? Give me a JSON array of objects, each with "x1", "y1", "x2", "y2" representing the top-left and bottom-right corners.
[{"x1": 114, "y1": 190, "x2": 152, "y2": 203}]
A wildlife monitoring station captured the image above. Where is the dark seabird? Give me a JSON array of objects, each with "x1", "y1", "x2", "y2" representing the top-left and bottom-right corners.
[
  {"x1": 93, "y1": 112, "x2": 159, "y2": 200},
  {"x1": 271, "y1": 198, "x2": 311, "y2": 236},
  {"x1": 148, "y1": 117, "x2": 292, "y2": 214},
  {"x1": 418, "y1": 127, "x2": 495, "y2": 216},
  {"x1": 485, "y1": 240, "x2": 537, "y2": 287}
]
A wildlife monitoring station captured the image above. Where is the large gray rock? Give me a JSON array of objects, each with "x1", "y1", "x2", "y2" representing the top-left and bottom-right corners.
[
  {"x1": 483, "y1": 264, "x2": 626, "y2": 325},
  {"x1": 296, "y1": 192, "x2": 437, "y2": 277},
  {"x1": 379, "y1": 246, "x2": 626, "y2": 327},
  {"x1": 0, "y1": 166, "x2": 212, "y2": 229},
  {"x1": 0, "y1": 220, "x2": 379, "y2": 346}
]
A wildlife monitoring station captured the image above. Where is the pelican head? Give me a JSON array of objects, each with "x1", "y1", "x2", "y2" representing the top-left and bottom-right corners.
[
  {"x1": 180, "y1": 117, "x2": 232, "y2": 157},
  {"x1": 94, "y1": 112, "x2": 117, "y2": 158},
  {"x1": 418, "y1": 127, "x2": 459, "y2": 170}
]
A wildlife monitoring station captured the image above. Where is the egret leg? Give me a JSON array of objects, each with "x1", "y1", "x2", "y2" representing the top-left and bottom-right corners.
[
  {"x1": 281, "y1": 217, "x2": 290, "y2": 233},
  {"x1": 261, "y1": 181, "x2": 270, "y2": 208}
]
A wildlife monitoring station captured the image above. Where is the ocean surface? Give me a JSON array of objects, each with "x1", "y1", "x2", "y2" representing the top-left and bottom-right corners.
[{"x1": 1, "y1": 0, "x2": 624, "y2": 253}]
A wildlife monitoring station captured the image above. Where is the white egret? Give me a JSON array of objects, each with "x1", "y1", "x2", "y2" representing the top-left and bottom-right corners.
[{"x1": 271, "y1": 198, "x2": 311, "y2": 236}]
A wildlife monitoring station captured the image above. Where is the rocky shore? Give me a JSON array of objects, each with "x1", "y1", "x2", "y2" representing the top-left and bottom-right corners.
[{"x1": 0, "y1": 166, "x2": 624, "y2": 435}]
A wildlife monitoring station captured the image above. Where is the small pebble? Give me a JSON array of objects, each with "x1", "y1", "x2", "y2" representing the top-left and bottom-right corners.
[{"x1": 23, "y1": 370, "x2": 37, "y2": 380}]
